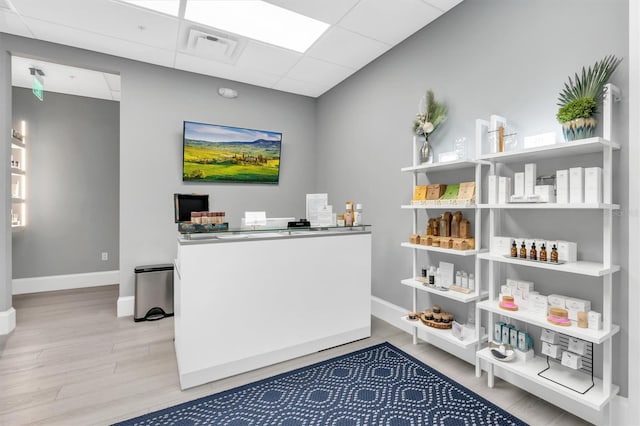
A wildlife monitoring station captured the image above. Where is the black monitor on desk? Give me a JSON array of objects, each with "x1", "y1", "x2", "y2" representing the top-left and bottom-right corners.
[{"x1": 174, "y1": 193, "x2": 209, "y2": 223}]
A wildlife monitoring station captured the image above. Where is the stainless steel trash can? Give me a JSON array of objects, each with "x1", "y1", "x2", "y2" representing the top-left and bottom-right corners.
[{"x1": 134, "y1": 264, "x2": 174, "y2": 322}]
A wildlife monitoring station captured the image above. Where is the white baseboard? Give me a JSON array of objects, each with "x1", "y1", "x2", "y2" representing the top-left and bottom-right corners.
[
  {"x1": 117, "y1": 296, "x2": 134, "y2": 317},
  {"x1": 0, "y1": 307, "x2": 16, "y2": 335},
  {"x1": 12, "y1": 270, "x2": 119, "y2": 295}
]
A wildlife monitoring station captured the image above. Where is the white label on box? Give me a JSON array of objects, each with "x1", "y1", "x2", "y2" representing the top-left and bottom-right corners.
[
  {"x1": 561, "y1": 351, "x2": 583, "y2": 370},
  {"x1": 506, "y1": 278, "x2": 518, "y2": 288},
  {"x1": 534, "y1": 185, "x2": 556, "y2": 203},
  {"x1": 488, "y1": 175, "x2": 498, "y2": 205},
  {"x1": 525, "y1": 163, "x2": 536, "y2": 196},
  {"x1": 492, "y1": 237, "x2": 513, "y2": 256},
  {"x1": 569, "y1": 167, "x2": 584, "y2": 204},
  {"x1": 517, "y1": 280, "x2": 534, "y2": 291},
  {"x1": 540, "y1": 329, "x2": 559, "y2": 344},
  {"x1": 557, "y1": 241, "x2": 577, "y2": 263},
  {"x1": 566, "y1": 298, "x2": 591, "y2": 312},
  {"x1": 530, "y1": 295, "x2": 548, "y2": 316},
  {"x1": 548, "y1": 294, "x2": 566, "y2": 308},
  {"x1": 588, "y1": 311, "x2": 602, "y2": 330},
  {"x1": 568, "y1": 337, "x2": 587, "y2": 355},
  {"x1": 509, "y1": 328, "x2": 518, "y2": 346},
  {"x1": 584, "y1": 167, "x2": 602, "y2": 204},
  {"x1": 494, "y1": 323, "x2": 503, "y2": 343},
  {"x1": 556, "y1": 169, "x2": 569, "y2": 204},
  {"x1": 541, "y1": 341, "x2": 561, "y2": 358},
  {"x1": 514, "y1": 172, "x2": 525, "y2": 196}
]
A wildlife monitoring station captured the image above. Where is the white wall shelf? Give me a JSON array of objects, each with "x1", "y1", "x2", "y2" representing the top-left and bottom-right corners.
[
  {"x1": 476, "y1": 300, "x2": 620, "y2": 344},
  {"x1": 475, "y1": 84, "x2": 621, "y2": 420},
  {"x1": 478, "y1": 203, "x2": 620, "y2": 210},
  {"x1": 401, "y1": 316, "x2": 483, "y2": 349},
  {"x1": 476, "y1": 253, "x2": 620, "y2": 277},
  {"x1": 402, "y1": 204, "x2": 476, "y2": 210},
  {"x1": 11, "y1": 167, "x2": 25, "y2": 176},
  {"x1": 401, "y1": 242, "x2": 478, "y2": 256},
  {"x1": 401, "y1": 159, "x2": 480, "y2": 173},
  {"x1": 478, "y1": 137, "x2": 619, "y2": 163},
  {"x1": 476, "y1": 348, "x2": 619, "y2": 411},
  {"x1": 11, "y1": 197, "x2": 25, "y2": 203},
  {"x1": 401, "y1": 278, "x2": 482, "y2": 303},
  {"x1": 10, "y1": 121, "x2": 27, "y2": 229}
]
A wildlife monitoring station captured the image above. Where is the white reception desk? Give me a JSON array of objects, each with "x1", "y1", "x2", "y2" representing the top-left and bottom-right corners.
[{"x1": 173, "y1": 228, "x2": 372, "y2": 389}]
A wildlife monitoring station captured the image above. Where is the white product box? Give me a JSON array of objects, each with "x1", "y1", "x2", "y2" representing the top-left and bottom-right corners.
[
  {"x1": 513, "y1": 289, "x2": 525, "y2": 309},
  {"x1": 438, "y1": 151, "x2": 458, "y2": 163},
  {"x1": 541, "y1": 341, "x2": 562, "y2": 358},
  {"x1": 500, "y1": 286, "x2": 512, "y2": 296},
  {"x1": 569, "y1": 167, "x2": 585, "y2": 204},
  {"x1": 494, "y1": 323, "x2": 503, "y2": 343},
  {"x1": 568, "y1": 337, "x2": 587, "y2": 356},
  {"x1": 514, "y1": 172, "x2": 525, "y2": 197},
  {"x1": 534, "y1": 185, "x2": 556, "y2": 203},
  {"x1": 523, "y1": 132, "x2": 556, "y2": 149},
  {"x1": 517, "y1": 280, "x2": 534, "y2": 292},
  {"x1": 530, "y1": 295, "x2": 548, "y2": 316},
  {"x1": 556, "y1": 169, "x2": 569, "y2": 204},
  {"x1": 588, "y1": 311, "x2": 602, "y2": 330},
  {"x1": 557, "y1": 241, "x2": 578, "y2": 263},
  {"x1": 548, "y1": 294, "x2": 567, "y2": 308},
  {"x1": 561, "y1": 351, "x2": 583, "y2": 369},
  {"x1": 498, "y1": 176, "x2": 511, "y2": 204},
  {"x1": 524, "y1": 163, "x2": 537, "y2": 196},
  {"x1": 506, "y1": 278, "x2": 519, "y2": 289},
  {"x1": 566, "y1": 298, "x2": 591, "y2": 313},
  {"x1": 488, "y1": 175, "x2": 498, "y2": 204},
  {"x1": 492, "y1": 236, "x2": 514, "y2": 256},
  {"x1": 584, "y1": 167, "x2": 603, "y2": 204},
  {"x1": 541, "y1": 329, "x2": 559, "y2": 344}
]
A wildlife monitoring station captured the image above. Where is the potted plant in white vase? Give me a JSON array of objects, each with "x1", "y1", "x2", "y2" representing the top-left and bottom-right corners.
[
  {"x1": 556, "y1": 55, "x2": 622, "y2": 141},
  {"x1": 413, "y1": 90, "x2": 447, "y2": 163}
]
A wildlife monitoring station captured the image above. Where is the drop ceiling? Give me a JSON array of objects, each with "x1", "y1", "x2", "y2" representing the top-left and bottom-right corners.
[{"x1": 0, "y1": 0, "x2": 463, "y2": 98}]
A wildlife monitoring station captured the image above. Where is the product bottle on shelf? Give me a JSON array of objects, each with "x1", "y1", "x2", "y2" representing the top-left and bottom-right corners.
[
  {"x1": 550, "y1": 244, "x2": 559, "y2": 263},
  {"x1": 511, "y1": 241, "x2": 518, "y2": 257},
  {"x1": 428, "y1": 266, "x2": 435, "y2": 285},
  {"x1": 529, "y1": 242, "x2": 537, "y2": 261},
  {"x1": 353, "y1": 203, "x2": 363, "y2": 226},
  {"x1": 519, "y1": 241, "x2": 527, "y2": 259},
  {"x1": 540, "y1": 244, "x2": 547, "y2": 262}
]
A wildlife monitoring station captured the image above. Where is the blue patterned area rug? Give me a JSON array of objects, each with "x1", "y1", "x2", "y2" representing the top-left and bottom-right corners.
[{"x1": 114, "y1": 342, "x2": 527, "y2": 426}]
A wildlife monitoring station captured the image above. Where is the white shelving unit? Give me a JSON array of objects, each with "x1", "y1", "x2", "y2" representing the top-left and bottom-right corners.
[
  {"x1": 401, "y1": 135, "x2": 485, "y2": 360},
  {"x1": 10, "y1": 121, "x2": 27, "y2": 230},
  {"x1": 474, "y1": 84, "x2": 621, "y2": 421}
]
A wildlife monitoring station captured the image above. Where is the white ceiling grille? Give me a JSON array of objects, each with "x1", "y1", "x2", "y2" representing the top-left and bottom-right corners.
[{"x1": 184, "y1": 28, "x2": 246, "y2": 64}]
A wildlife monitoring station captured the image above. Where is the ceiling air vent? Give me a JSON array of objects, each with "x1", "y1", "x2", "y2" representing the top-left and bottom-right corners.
[{"x1": 185, "y1": 28, "x2": 245, "y2": 64}]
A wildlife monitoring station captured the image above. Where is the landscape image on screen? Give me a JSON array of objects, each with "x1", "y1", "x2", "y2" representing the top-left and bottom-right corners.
[{"x1": 183, "y1": 121, "x2": 282, "y2": 184}]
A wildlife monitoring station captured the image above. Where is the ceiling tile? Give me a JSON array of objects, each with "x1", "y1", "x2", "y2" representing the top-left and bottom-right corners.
[
  {"x1": 174, "y1": 52, "x2": 282, "y2": 88},
  {"x1": 338, "y1": 0, "x2": 442, "y2": 45},
  {"x1": 22, "y1": 17, "x2": 175, "y2": 68},
  {"x1": 235, "y1": 41, "x2": 302, "y2": 76},
  {"x1": 263, "y1": 0, "x2": 360, "y2": 25},
  {"x1": 422, "y1": 0, "x2": 463, "y2": 12},
  {"x1": 307, "y1": 26, "x2": 390, "y2": 69},
  {"x1": 10, "y1": 0, "x2": 180, "y2": 50},
  {"x1": 0, "y1": 9, "x2": 34, "y2": 38},
  {"x1": 273, "y1": 77, "x2": 326, "y2": 98},
  {"x1": 286, "y1": 56, "x2": 355, "y2": 89}
]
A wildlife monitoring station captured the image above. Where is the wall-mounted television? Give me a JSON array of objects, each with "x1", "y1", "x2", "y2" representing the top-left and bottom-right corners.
[
  {"x1": 174, "y1": 193, "x2": 209, "y2": 223},
  {"x1": 182, "y1": 121, "x2": 282, "y2": 184}
]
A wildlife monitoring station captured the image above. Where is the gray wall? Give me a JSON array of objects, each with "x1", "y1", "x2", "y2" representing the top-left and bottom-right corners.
[
  {"x1": 316, "y1": 0, "x2": 629, "y2": 393},
  {"x1": 11, "y1": 88, "x2": 119, "y2": 278},
  {"x1": 0, "y1": 32, "x2": 317, "y2": 302}
]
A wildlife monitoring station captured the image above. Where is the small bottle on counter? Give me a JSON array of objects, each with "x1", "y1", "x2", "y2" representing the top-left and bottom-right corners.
[
  {"x1": 550, "y1": 244, "x2": 559, "y2": 263},
  {"x1": 353, "y1": 203, "x2": 363, "y2": 226},
  {"x1": 519, "y1": 241, "x2": 527, "y2": 259},
  {"x1": 468, "y1": 273, "x2": 475, "y2": 291},
  {"x1": 455, "y1": 271, "x2": 462, "y2": 286},
  {"x1": 462, "y1": 271, "x2": 468, "y2": 288},
  {"x1": 428, "y1": 266, "x2": 435, "y2": 285}
]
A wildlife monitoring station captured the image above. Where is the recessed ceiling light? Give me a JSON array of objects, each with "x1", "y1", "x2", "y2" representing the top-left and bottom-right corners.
[
  {"x1": 184, "y1": 0, "x2": 329, "y2": 53},
  {"x1": 119, "y1": 0, "x2": 180, "y2": 17}
]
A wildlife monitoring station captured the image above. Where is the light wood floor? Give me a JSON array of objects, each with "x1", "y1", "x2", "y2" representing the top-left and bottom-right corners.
[{"x1": 0, "y1": 285, "x2": 590, "y2": 425}]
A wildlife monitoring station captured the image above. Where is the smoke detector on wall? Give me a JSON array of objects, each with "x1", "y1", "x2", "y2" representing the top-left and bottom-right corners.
[{"x1": 185, "y1": 28, "x2": 246, "y2": 64}]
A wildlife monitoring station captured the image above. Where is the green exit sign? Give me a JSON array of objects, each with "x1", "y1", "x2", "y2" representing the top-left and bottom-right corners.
[{"x1": 32, "y1": 76, "x2": 43, "y2": 101}]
